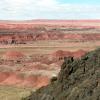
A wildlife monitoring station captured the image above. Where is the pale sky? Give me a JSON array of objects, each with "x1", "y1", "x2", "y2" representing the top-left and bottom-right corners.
[{"x1": 0, "y1": 0, "x2": 100, "y2": 20}]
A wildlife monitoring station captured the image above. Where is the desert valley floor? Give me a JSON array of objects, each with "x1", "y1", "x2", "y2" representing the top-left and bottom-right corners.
[{"x1": 0, "y1": 20, "x2": 100, "y2": 100}]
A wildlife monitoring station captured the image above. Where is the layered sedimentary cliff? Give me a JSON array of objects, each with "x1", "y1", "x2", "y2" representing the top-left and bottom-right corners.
[{"x1": 0, "y1": 22, "x2": 100, "y2": 44}]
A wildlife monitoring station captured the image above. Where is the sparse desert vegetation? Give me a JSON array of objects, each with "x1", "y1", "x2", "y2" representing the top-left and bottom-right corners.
[{"x1": 0, "y1": 86, "x2": 33, "y2": 100}]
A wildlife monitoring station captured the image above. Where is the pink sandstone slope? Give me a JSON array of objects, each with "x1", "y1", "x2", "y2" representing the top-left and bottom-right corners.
[
  {"x1": 3, "y1": 51, "x2": 25, "y2": 60},
  {"x1": 0, "y1": 50, "x2": 87, "y2": 88}
]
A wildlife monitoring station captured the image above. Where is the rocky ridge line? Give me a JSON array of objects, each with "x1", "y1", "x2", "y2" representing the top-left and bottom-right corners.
[{"x1": 24, "y1": 48, "x2": 100, "y2": 100}]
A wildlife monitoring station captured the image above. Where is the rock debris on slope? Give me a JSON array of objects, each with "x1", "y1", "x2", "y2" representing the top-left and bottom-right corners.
[{"x1": 23, "y1": 48, "x2": 100, "y2": 100}]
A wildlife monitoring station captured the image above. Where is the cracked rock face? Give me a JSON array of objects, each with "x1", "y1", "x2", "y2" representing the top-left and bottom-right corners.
[{"x1": 24, "y1": 48, "x2": 100, "y2": 100}]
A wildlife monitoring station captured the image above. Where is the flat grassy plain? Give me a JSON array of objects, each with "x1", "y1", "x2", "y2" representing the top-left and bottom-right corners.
[
  {"x1": 0, "y1": 39, "x2": 99, "y2": 55},
  {"x1": 0, "y1": 86, "x2": 33, "y2": 100}
]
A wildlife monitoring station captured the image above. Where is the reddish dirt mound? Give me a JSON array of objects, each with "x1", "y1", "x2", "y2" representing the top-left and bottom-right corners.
[
  {"x1": 22, "y1": 63, "x2": 49, "y2": 71},
  {"x1": 64, "y1": 34, "x2": 83, "y2": 40},
  {"x1": 0, "y1": 50, "x2": 86, "y2": 88},
  {"x1": 72, "y1": 49, "x2": 87, "y2": 58},
  {"x1": 52, "y1": 50, "x2": 87, "y2": 59},
  {"x1": 52, "y1": 50, "x2": 72, "y2": 58},
  {"x1": 1, "y1": 73, "x2": 23, "y2": 85},
  {"x1": 3, "y1": 51, "x2": 25, "y2": 60},
  {"x1": 0, "y1": 33, "x2": 100, "y2": 44},
  {"x1": 36, "y1": 76, "x2": 49, "y2": 88},
  {"x1": 0, "y1": 72, "x2": 10, "y2": 82},
  {"x1": 23, "y1": 75, "x2": 49, "y2": 88},
  {"x1": 0, "y1": 71, "x2": 49, "y2": 88}
]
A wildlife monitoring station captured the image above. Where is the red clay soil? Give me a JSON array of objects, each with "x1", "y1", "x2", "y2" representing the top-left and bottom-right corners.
[
  {"x1": 0, "y1": 72, "x2": 49, "y2": 88},
  {"x1": 0, "y1": 72, "x2": 10, "y2": 82},
  {"x1": 24, "y1": 75, "x2": 49, "y2": 88},
  {"x1": 0, "y1": 49, "x2": 87, "y2": 88},
  {"x1": 52, "y1": 50, "x2": 72, "y2": 57},
  {"x1": 0, "y1": 33, "x2": 100, "y2": 43},
  {"x1": 72, "y1": 50, "x2": 87, "y2": 58},
  {"x1": 1, "y1": 73, "x2": 23, "y2": 85},
  {"x1": 3, "y1": 51, "x2": 25, "y2": 60},
  {"x1": 0, "y1": 20, "x2": 100, "y2": 44},
  {"x1": 21, "y1": 63, "x2": 49, "y2": 72},
  {"x1": 52, "y1": 50, "x2": 87, "y2": 58},
  {"x1": 0, "y1": 49, "x2": 85, "y2": 88}
]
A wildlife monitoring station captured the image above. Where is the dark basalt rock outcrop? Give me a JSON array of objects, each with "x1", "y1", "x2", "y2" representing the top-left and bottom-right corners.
[{"x1": 23, "y1": 48, "x2": 100, "y2": 100}]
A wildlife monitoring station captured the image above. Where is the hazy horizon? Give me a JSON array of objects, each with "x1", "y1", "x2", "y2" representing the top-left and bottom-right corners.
[{"x1": 0, "y1": 0, "x2": 100, "y2": 20}]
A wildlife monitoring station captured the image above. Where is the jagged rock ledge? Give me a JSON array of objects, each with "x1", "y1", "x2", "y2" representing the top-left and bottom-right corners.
[{"x1": 23, "y1": 48, "x2": 100, "y2": 100}]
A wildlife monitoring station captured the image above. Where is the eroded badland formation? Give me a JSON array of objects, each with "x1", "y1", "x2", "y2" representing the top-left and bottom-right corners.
[
  {"x1": 0, "y1": 20, "x2": 100, "y2": 99},
  {"x1": 24, "y1": 47, "x2": 100, "y2": 100}
]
